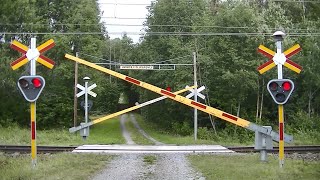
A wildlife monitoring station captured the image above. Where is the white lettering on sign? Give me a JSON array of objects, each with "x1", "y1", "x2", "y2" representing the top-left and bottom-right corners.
[{"x1": 120, "y1": 65, "x2": 154, "y2": 70}]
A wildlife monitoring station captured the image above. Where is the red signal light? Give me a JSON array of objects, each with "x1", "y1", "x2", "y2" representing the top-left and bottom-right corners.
[
  {"x1": 166, "y1": 86, "x2": 171, "y2": 92},
  {"x1": 282, "y1": 82, "x2": 291, "y2": 91},
  {"x1": 32, "y1": 78, "x2": 42, "y2": 88}
]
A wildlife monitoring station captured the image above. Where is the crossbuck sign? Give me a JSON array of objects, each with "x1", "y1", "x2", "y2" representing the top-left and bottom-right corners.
[
  {"x1": 186, "y1": 85, "x2": 205, "y2": 99},
  {"x1": 76, "y1": 83, "x2": 97, "y2": 98}
]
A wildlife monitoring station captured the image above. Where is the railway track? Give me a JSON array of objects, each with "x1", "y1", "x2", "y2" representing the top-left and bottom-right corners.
[
  {"x1": 0, "y1": 145, "x2": 76, "y2": 153},
  {"x1": 227, "y1": 145, "x2": 320, "y2": 153},
  {"x1": 1, "y1": 145, "x2": 320, "y2": 154}
]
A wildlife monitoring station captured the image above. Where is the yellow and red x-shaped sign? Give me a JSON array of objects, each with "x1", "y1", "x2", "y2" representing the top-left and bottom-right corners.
[
  {"x1": 10, "y1": 39, "x2": 55, "y2": 70},
  {"x1": 257, "y1": 44, "x2": 302, "y2": 74}
]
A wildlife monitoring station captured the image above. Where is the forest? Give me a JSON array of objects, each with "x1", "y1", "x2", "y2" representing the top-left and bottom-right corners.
[{"x1": 0, "y1": 0, "x2": 319, "y2": 141}]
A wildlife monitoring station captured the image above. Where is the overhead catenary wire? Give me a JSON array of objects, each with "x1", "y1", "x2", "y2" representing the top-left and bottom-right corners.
[
  {"x1": 2, "y1": 32, "x2": 320, "y2": 36},
  {"x1": 97, "y1": 0, "x2": 320, "y2": 4},
  {"x1": 79, "y1": 52, "x2": 121, "y2": 65},
  {"x1": 271, "y1": 0, "x2": 320, "y2": 2},
  {"x1": 1, "y1": 23, "x2": 320, "y2": 31}
]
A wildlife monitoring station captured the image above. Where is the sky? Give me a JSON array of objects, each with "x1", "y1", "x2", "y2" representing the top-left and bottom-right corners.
[{"x1": 98, "y1": 0, "x2": 153, "y2": 43}]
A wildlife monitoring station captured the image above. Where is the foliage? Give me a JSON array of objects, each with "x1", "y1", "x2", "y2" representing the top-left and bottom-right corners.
[{"x1": 0, "y1": 0, "x2": 320, "y2": 140}]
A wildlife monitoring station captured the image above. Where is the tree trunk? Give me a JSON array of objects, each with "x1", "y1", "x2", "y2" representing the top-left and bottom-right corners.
[
  {"x1": 259, "y1": 78, "x2": 264, "y2": 120},
  {"x1": 308, "y1": 89, "x2": 312, "y2": 118},
  {"x1": 256, "y1": 78, "x2": 260, "y2": 123},
  {"x1": 234, "y1": 100, "x2": 241, "y2": 136}
]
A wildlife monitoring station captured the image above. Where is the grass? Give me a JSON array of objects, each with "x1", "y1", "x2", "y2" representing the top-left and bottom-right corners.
[
  {"x1": 143, "y1": 155, "x2": 157, "y2": 165},
  {"x1": 125, "y1": 117, "x2": 154, "y2": 145},
  {"x1": 0, "y1": 117, "x2": 125, "y2": 146},
  {"x1": 133, "y1": 114, "x2": 251, "y2": 146},
  {"x1": 134, "y1": 113, "x2": 320, "y2": 146},
  {"x1": 291, "y1": 130, "x2": 320, "y2": 145},
  {"x1": 188, "y1": 154, "x2": 320, "y2": 180},
  {"x1": 0, "y1": 152, "x2": 113, "y2": 180}
]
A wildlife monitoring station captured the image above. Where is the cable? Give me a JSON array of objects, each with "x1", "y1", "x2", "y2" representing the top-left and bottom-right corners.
[
  {"x1": 152, "y1": 55, "x2": 192, "y2": 64},
  {"x1": 98, "y1": 3, "x2": 151, "y2": 6},
  {"x1": 2, "y1": 31, "x2": 320, "y2": 36},
  {"x1": 1, "y1": 23, "x2": 320, "y2": 32},
  {"x1": 101, "y1": 17, "x2": 146, "y2": 19},
  {"x1": 79, "y1": 52, "x2": 121, "y2": 64},
  {"x1": 272, "y1": 0, "x2": 320, "y2": 2}
]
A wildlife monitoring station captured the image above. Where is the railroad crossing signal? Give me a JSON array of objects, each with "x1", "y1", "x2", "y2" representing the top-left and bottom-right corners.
[
  {"x1": 186, "y1": 85, "x2": 205, "y2": 99},
  {"x1": 76, "y1": 83, "x2": 97, "y2": 98},
  {"x1": 267, "y1": 79, "x2": 294, "y2": 105},
  {"x1": 17, "y1": 76, "x2": 45, "y2": 102},
  {"x1": 10, "y1": 39, "x2": 55, "y2": 70},
  {"x1": 257, "y1": 44, "x2": 302, "y2": 74},
  {"x1": 9, "y1": 38, "x2": 55, "y2": 168}
]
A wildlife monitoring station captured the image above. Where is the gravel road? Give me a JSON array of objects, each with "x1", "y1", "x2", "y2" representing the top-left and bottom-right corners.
[
  {"x1": 120, "y1": 114, "x2": 135, "y2": 145},
  {"x1": 92, "y1": 153, "x2": 205, "y2": 180},
  {"x1": 92, "y1": 113, "x2": 205, "y2": 180},
  {"x1": 129, "y1": 113, "x2": 164, "y2": 145}
]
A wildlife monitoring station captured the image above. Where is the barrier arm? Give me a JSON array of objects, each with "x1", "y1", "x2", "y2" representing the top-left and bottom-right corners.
[
  {"x1": 69, "y1": 85, "x2": 196, "y2": 133},
  {"x1": 65, "y1": 54, "x2": 293, "y2": 143}
]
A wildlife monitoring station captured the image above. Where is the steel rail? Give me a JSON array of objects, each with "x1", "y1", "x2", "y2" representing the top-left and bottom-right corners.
[
  {"x1": 0, "y1": 145, "x2": 76, "y2": 153},
  {"x1": 227, "y1": 145, "x2": 320, "y2": 153},
  {"x1": 1, "y1": 145, "x2": 320, "y2": 154}
]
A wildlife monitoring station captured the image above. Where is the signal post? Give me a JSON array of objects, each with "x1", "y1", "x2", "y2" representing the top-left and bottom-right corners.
[
  {"x1": 10, "y1": 38, "x2": 55, "y2": 167},
  {"x1": 257, "y1": 31, "x2": 302, "y2": 168}
]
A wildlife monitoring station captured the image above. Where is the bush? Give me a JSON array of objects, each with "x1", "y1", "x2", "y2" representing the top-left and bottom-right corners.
[
  {"x1": 171, "y1": 121, "x2": 192, "y2": 136},
  {"x1": 197, "y1": 127, "x2": 214, "y2": 140}
]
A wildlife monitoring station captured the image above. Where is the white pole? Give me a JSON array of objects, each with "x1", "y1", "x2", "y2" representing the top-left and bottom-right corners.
[
  {"x1": 30, "y1": 37, "x2": 37, "y2": 167},
  {"x1": 276, "y1": 41, "x2": 283, "y2": 79},
  {"x1": 85, "y1": 80, "x2": 88, "y2": 124},
  {"x1": 193, "y1": 52, "x2": 198, "y2": 141},
  {"x1": 30, "y1": 38, "x2": 36, "y2": 76}
]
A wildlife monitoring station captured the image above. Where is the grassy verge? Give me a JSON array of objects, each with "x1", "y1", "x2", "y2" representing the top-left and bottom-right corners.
[
  {"x1": 125, "y1": 118, "x2": 154, "y2": 145},
  {"x1": 0, "y1": 117, "x2": 124, "y2": 146},
  {"x1": 0, "y1": 152, "x2": 113, "y2": 180},
  {"x1": 134, "y1": 114, "x2": 320, "y2": 146},
  {"x1": 134, "y1": 114, "x2": 250, "y2": 146},
  {"x1": 188, "y1": 154, "x2": 320, "y2": 180}
]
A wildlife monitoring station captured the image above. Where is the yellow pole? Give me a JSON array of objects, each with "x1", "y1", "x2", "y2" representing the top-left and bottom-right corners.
[
  {"x1": 278, "y1": 104, "x2": 284, "y2": 167},
  {"x1": 31, "y1": 102, "x2": 37, "y2": 167}
]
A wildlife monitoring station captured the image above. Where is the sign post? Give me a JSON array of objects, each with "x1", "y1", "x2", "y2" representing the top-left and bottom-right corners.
[
  {"x1": 76, "y1": 77, "x2": 97, "y2": 139},
  {"x1": 257, "y1": 31, "x2": 302, "y2": 168},
  {"x1": 10, "y1": 38, "x2": 55, "y2": 167}
]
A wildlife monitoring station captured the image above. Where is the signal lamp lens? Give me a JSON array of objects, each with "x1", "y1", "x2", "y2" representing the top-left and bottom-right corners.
[
  {"x1": 19, "y1": 79, "x2": 29, "y2": 88},
  {"x1": 275, "y1": 93, "x2": 286, "y2": 102},
  {"x1": 269, "y1": 82, "x2": 278, "y2": 91},
  {"x1": 282, "y1": 82, "x2": 291, "y2": 91},
  {"x1": 32, "y1": 78, "x2": 42, "y2": 88}
]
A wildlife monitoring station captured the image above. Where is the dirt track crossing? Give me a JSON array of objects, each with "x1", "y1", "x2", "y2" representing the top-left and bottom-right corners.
[{"x1": 92, "y1": 113, "x2": 205, "y2": 180}]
